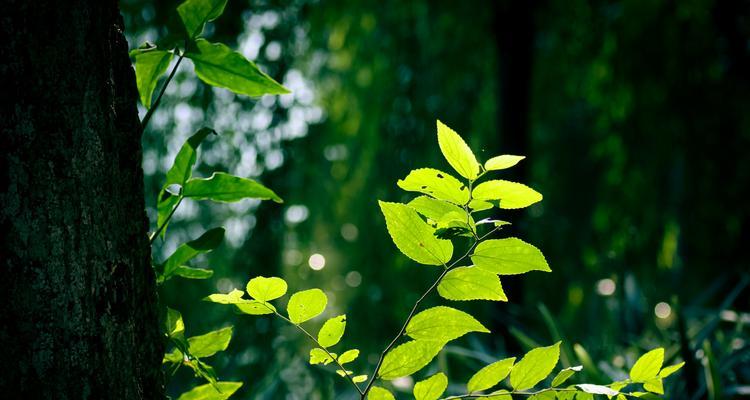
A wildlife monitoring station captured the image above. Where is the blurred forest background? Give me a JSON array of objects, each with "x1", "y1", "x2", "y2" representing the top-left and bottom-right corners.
[{"x1": 121, "y1": 0, "x2": 749, "y2": 398}]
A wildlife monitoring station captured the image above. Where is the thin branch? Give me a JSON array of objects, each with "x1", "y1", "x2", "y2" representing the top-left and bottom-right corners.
[
  {"x1": 149, "y1": 195, "x2": 183, "y2": 244},
  {"x1": 441, "y1": 387, "x2": 580, "y2": 399},
  {"x1": 273, "y1": 311, "x2": 364, "y2": 395},
  {"x1": 141, "y1": 47, "x2": 186, "y2": 131}
]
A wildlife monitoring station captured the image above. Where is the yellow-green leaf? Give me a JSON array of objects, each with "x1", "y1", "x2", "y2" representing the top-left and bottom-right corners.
[
  {"x1": 659, "y1": 361, "x2": 685, "y2": 378},
  {"x1": 397, "y1": 168, "x2": 470, "y2": 205},
  {"x1": 484, "y1": 155, "x2": 525, "y2": 171},
  {"x1": 406, "y1": 306, "x2": 489, "y2": 342},
  {"x1": 186, "y1": 39, "x2": 290, "y2": 96},
  {"x1": 338, "y1": 349, "x2": 359, "y2": 364},
  {"x1": 246, "y1": 276, "x2": 287, "y2": 302},
  {"x1": 467, "y1": 357, "x2": 515, "y2": 393},
  {"x1": 235, "y1": 300, "x2": 275, "y2": 315},
  {"x1": 643, "y1": 377, "x2": 664, "y2": 394},
  {"x1": 471, "y1": 238, "x2": 550, "y2": 275},
  {"x1": 630, "y1": 348, "x2": 664, "y2": 382},
  {"x1": 353, "y1": 375, "x2": 368, "y2": 383},
  {"x1": 379, "y1": 201, "x2": 453, "y2": 266},
  {"x1": 510, "y1": 342, "x2": 561, "y2": 390},
  {"x1": 368, "y1": 386, "x2": 395, "y2": 400},
  {"x1": 438, "y1": 266, "x2": 507, "y2": 301},
  {"x1": 408, "y1": 195, "x2": 467, "y2": 224},
  {"x1": 414, "y1": 372, "x2": 448, "y2": 400},
  {"x1": 318, "y1": 315, "x2": 346, "y2": 348},
  {"x1": 287, "y1": 288, "x2": 327, "y2": 324},
  {"x1": 472, "y1": 180, "x2": 542, "y2": 209},
  {"x1": 309, "y1": 348, "x2": 336, "y2": 365},
  {"x1": 203, "y1": 289, "x2": 249, "y2": 304},
  {"x1": 437, "y1": 120, "x2": 480, "y2": 180},
  {"x1": 379, "y1": 340, "x2": 444, "y2": 380},
  {"x1": 551, "y1": 365, "x2": 582, "y2": 387},
  {"x1": 177, "y1": 381, "x2": 242, "y2": 400}
]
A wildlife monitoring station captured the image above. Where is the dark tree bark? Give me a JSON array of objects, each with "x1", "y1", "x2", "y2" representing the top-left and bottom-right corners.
[{"x1": 0, "y1": 0, "x2": 162, "y2": 398}]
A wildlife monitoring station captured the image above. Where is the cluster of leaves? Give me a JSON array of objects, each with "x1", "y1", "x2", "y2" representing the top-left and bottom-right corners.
[
  {"x1": 130, "y1": 0, "x2": 290, "y2": 398},
  {"x1": 206, "y1": 121, "x2": 684, "y2": 399}
]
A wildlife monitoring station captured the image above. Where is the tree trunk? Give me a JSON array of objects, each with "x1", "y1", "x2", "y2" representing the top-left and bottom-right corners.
[{"x1": 0, "y1": 0, "x2": 162, "y2": 398}]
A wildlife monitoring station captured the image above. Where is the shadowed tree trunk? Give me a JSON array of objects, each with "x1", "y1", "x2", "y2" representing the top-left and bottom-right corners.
[{"x1": 0, "y1": 0, "x2": 162, "y2": 398}]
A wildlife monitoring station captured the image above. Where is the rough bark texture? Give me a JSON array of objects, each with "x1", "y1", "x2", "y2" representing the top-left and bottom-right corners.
[{"x1": 0, "y1": 0, "x2": 163, "y2": 398}]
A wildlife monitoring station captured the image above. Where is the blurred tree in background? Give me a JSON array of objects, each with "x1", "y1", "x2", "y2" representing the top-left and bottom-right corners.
[{"x1": 122, "y1": 0, "x2": 749, "y2": 398}]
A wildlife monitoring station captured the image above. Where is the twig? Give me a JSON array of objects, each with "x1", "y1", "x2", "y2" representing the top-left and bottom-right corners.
[{"x1": 149, "y1": 195, "x2": 183, "y2": 244}]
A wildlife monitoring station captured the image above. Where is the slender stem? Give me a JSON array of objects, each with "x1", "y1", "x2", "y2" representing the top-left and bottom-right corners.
[
  {"x1": 141, "y1": 48, "x2": 186, "y2": 131},
  {"x1": 273, "y1": 311, "x2": 364, "y2": 395},
  {"x1": 361, "y1": 240, "x2": 480, "y2": 397},
  {"x1": 440, "y1": 387, "x2": 581, "y2": 399},
  {"x1": 149, "y1": 195, "x2": 183, "y2": 244}
]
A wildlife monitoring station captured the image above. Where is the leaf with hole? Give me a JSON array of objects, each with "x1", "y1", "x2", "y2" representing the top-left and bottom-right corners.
[
  {"x1": 318, "y1": 315, "x2": 346, "y2": 348},
  {"x1": 287, "y1": 289, "x2": 327, "y2": 324},
  {"x1": 397, "y1": 168, "x2": 470, "y2": 205}
]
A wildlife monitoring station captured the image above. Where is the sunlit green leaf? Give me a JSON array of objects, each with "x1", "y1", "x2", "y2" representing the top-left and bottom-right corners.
[
  {"x1": 406, "y1": 306, "x2": 489, "y2": 342},
  {"x1": 379, "y1": 340, "x2": 443, "y2": 380},
  {"x1": 174, "y1": 266, "x2": 213, "y2": 279},
  {"x1": 551, "y1": 365, "x2": 582, "y2": 387},
  {"x1": 438, "y1": 266, "x2": 507, "y2": 301},
  {"x1": 472, "y1": 180, "x2": 542, "y2": 209},
  {"x1": 176, "y1": 381, "x2": 242, "y2": 400},
  {"x1": 368, "y1": 386, "x2": 395, "y2": 400},
  {"x1": 414, "y1": 372, "x2": 448, "y2": 400},
  {"x1": 353, "y1": 375, "x2": 368, "y2": 383},
  {"x1": 203, "y1": 289, "x2": 249, "y2": 304},
  {"x1": 318, "y1": 314, "x2": 346, "y2": 348},
  {"x1": 436, "y1": 120, "x2": 480, "y2": 180},
  {"x1": 408, "y1": 195, "x2": 467, "y2": 224},
  {"x1": 133, "y1": 49, "x2": 173, "y2": 108},
  {"x1": 577, "y1": 384, "x2": 619, "y2": 395},
  {"x1": 338, "y1": 349, "x2": 359, "y2": 364},
  {"x1": 659, "y1": 362, "x2": 685, "y2": 378},
  {"x1": 162, "y1": 227, "x2": 225, "y2": 279},
  {"x1": 177, "y1": 0, "x2": 228, "y2": 38},
  {"x1": 629, "y1": 348, "x2": 664, "y2": 382},
  {"x1": 643, "y1": 377, "x2": 664, "y2": 394},
  {"x1": 235, "y1": 301, "x2": 275, "y2": 315},
  {"x1": 165, "y1": 326, "x2": 233, "y2": 362},
  {"x1": 510, "y1": 342, "x2": 561, "y2": 390},
  {"x1": 469, "y1": 199, "x2": 494, "y2": 212},
  {"x1": 165, "y1": 307, "x2": 185, "y2": 338},
  {"x1": 287, "y1": 288, "x2": 327, "y2": 324},
  {"x1": 471, "y1": 238, "x2": 550, "y2": 275},
  {"x1": 186, "y1": 39, "x2": 290, "y2": 96},
  {"x1": 378, "y1": 201, "x2": 453, "y2": 266},
  {"x1": 485, "y1": 390, "x2": 512, "y2": 400},
  {"x1": 246, "y1": 276, "x2": 288, "y2": 302},
  {"x1": 309, "y1": 348, "x2": 336, "y2": 365},
  {"x1": 184, "y1": 172, "x2": 282, "y2": 203},
  {"x1": 528, "y1": 392, "x2": 555, "y2": 400},
  {"x1": 467, "y1": 357, "x2": 515, "y2": 393},
  {"x1": 484, "y1": 155, "x2": 525, "y2": 171},
  {"x1": 397, "y1": 168, "x2": 470, "y2": 205}
]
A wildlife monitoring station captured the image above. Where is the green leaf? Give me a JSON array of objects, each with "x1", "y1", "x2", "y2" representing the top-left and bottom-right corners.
[
  {"x1": 436, "y1": 120, "x2": 480, "y2": 180},
  {"x1": 318, "y1": 314, "x2": 346, "y2": 348},
  {"x1": 337, "y1": 349, "x2": 359, "y2": 364},
  {"x1": 378, "y1": 201, "x2": 453, "y2": 266},
  {"x1": 177, "y1": 381, "x2": 242, "y2": 400},
  {"x1": 203, "y1": 289, "x2": 249, "y2": 304},
  {"x1": 551, "y1": 365, "x2": 582, "y2": 387},
  {"x1": 406, "y1": 306, "x2": 489, "y2": 342},
  {"x1": 174, "y1": 266, "x2": 213, "y2": 280},
  {"x1": 438, "y1": 266, "x2": 507, "y2": 301},
  {"x1": 485, "y1": 390, "x2": 512, "y2": 400},
  {"x1": 414, "y1": 372, "x2": 448, "y2": 400},
  {"x1": 643, "y1": 377, "x2": 664, "y2": 394},
  {"x1": 629, "y1": 348, "x2": 664, "y2": 382},
  {"x1": 397, "y1": 168, "x2": 470, "y2": 205},
  {"x1": 235, "y1": 301, "x2": 275, "y2": 315},
  {"x1": 156, "y1": 190, "x2": 181, "y2": 240},
  {"x1": 246, "y1": 276, "x2": 288, "y2": 302},
  {"x1": 472, "y1": 180, "x2": 542, "y2": 209},
  {"x1": 165, "y1": 307, "x2": 185, "y2": 338},
  {"x1": 186, "y1": 39, "x2": 290, "y2": 96},
  {"x1": 659, "y1": 361, "x2": 685, "y2": 378},
  {"x1": 467, "y1": 357, "x2": 515, "y2": 393},
  {"x1": 408, "y1": 195, "x2": 467, "y2": 224},
  {"x1": 577, "y1": 384, "x2": 619, "y2": 396},
  {"x1": 186, "y1": 327, "x2": 233, "y2": 358},
  {"x1": 528, "y1": 392, "x2": 555, "y2": 400},
  {"x1": 471, "y1": 238, "x2": 551, "y2": 275},
  {"x1": 184, "y1": 172, "x2": 282, "y2": 203},
  {"x1": 509, "y1": 342, "x2": 561, "y2": 390},
  {"x1": 367, "y1": 387, "x2": 395, "y2": 400},
  {"x1": 469, "y1": 199, "x2": 494, "y2": 212},
  {"x1": 287, "y1": 288, "x2": 327, "y2": 324},
  {"x1": 484, "y1": 155, "x2": 525, "y2": 171},
  {"x1": 164, "y1": 127, "x2": 214, "y2": 188},
  {"x1": 133, "y1": 49, "x2": 173, "y2": 108},
  {"x1": 177, "y1": 0, "x2": 228, "y2": 39},
  {"x1": 309, "y1": 348, "x2": 336, "y2": 365},
  {"x1": 353, "y1": 375, "x2": 368, "y2": 383},
  {"x1": 379, "y1": 340, "x2": 444, "y2": 379},
  {"x1": 162, "y1": 228, "x2": 225, "y2": 279}
]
